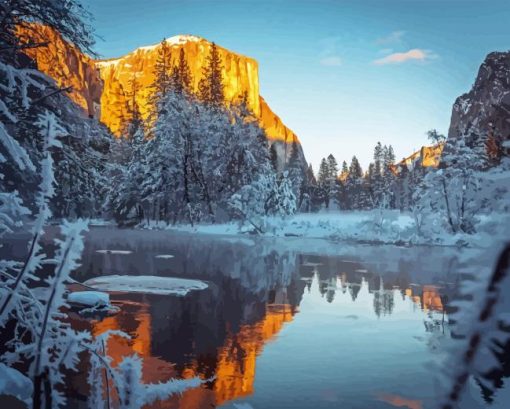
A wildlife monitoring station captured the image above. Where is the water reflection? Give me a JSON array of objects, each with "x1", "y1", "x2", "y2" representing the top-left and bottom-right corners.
[
  {"x1": 57, "y1": 228, "x2": 471, "y2": 408},
  {"x1": 5, "y1": 227, "x2": 481, "y2": 408}
]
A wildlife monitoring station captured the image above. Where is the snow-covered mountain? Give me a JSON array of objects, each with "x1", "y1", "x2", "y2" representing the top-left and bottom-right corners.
[{"x1": 20, "y1": 25, "x2": 305, "y2": 168}]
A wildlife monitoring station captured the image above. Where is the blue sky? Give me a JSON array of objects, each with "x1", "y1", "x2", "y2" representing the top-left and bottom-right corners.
[{"x1": 83, "y1": 0, "x2": 510, "y2": 170}]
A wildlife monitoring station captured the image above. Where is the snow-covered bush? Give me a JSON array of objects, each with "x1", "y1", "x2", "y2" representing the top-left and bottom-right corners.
[{"x1": 229, "y1": 171, "x2": 296, "y2": 234}]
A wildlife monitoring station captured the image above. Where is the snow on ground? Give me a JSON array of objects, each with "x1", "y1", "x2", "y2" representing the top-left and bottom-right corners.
[
  {"x1": 83, "y1": 275, "x2": 208, "y2": 296},
  {"x1": 0, "y1": 363, "x2": 33, "y2": 403},
  {"x1": 156, "y1": 211, "x2": 408, "y2": 239},
  {"x1": 143, "y1": 210, "x2": 509, "y2": 248}
]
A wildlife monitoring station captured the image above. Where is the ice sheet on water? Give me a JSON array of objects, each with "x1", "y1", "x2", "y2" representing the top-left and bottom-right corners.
[
  {"x1": 96, "y1": 249, "x2": 132, "y2": 255},
  {"x1": 83, "y1": 275, "x2": 208, "y2": 296},
  {"x1": 68, "y1": 291, "x2": 110, "y2": 307},
  {"x1": 301, "y1": 262, "x2": 323, "y2": 267}
]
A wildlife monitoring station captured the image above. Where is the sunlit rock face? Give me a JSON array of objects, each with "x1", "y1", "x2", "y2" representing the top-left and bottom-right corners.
[
  {"x1": 447, "y1": 51, "x2": 510, "y2": 146},
  {"x1": 96, "y1": 36, "x2": 257, "y2": 135},
  {"x1": 390, "y1": 143, "x2": 443, "y2": 174},
  {"x1": 96, "y1": 36, "x2": 301, "y2": 146},
  {"x1": 19, "y1": 26, "x2": 304, "y2": 167},
  {"x1": 18, "y1": 25, "x2": 102, "y2": 118}
]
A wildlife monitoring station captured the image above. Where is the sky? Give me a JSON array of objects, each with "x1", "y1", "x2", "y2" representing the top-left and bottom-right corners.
[{"x1": 82, "y1": 0, "x2": 510, "y2": 170}]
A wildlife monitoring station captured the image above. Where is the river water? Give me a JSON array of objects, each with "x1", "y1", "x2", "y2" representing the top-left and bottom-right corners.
[{"x1": 2, "y1": 226, "x2": 502, "y2": 408}]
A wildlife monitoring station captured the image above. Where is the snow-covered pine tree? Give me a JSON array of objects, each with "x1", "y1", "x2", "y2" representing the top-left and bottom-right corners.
[
  {"x1": 317, "y1": 157, "x2": 329, "y2": 208},
  {"x1": 382, "y1": 144, "x2": 396, "y2": 208},
  {"x1": 148, "y1": 38, "x2": 172, "y2": 120},
  {"x1": 326, "y1": 154, "x2": 339, "y2": 209},
  {"x1": 269, "y1": 143, "x2": 279, "y2": 172},
  {"x1": 272, "y1": 171, "x2": 297, "y2": 217},
  {"x1": 300, "y1": 163, "x2": 318, "y2": 212},
  {"x1": 371, "y1": 142, "x2": 384, "y2": 207},
  {"x1": 287, "y1": 137, "x2": 304, "y2": 207},
  {"x1": 345, "y1": 156, "x2": 363, "y2": 209}
]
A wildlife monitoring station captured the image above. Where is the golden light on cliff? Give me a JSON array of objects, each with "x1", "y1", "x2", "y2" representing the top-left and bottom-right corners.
[
  {"x1": 213, "y1": 304, "x2": 294, "y2": 405},
  {"x1": 390, "y1": 143, "x2": 444, "y2": 174},
  {"x1": 90, "y1": 300, "x2": 295, "y2": 408},
  {"x1": 18, "y1": 24, "x2": 299, "y2": 145},
  {"x1": 405, "y1": 286, "x2": 443, "y2": 312}
]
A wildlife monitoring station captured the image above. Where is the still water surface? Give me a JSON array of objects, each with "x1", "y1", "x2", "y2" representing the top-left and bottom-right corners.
[{"x1": 3, "y1": 227, "x2": 480, "y2": 408}]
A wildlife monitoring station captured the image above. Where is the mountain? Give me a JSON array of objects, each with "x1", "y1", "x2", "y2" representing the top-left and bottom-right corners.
[
  {"x1": 447, "y1": 51, "x2": 510, "y2": 147},
  {"x1": 20, "y1": 26, "x2": 305, "y2": 168},
  {"x1": 390, "y1": 143, "x2": 443, "y2": 174}
]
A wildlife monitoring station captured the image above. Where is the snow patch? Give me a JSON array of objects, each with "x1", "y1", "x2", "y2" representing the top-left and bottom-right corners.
[
  {"x1": 96, "y1": 59, "x2": 121, "y2": 68},
  {"x1": 0, "y1": 363, "x2": 33, "y2": 403},
  {"x1": 83, "y1": 275, "x2": 208, "y2": 296},
  {"x1": 165, "y1": 34, "x2": 202, "y2": 46},
  {"x1": 138, "y1": 35, "x2": 202, "y2": 52}
]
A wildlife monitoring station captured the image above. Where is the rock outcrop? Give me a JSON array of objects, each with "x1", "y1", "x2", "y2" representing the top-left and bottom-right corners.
[
  {"x1": 19, "y1": 25, "x2": 102, "y2": 118},
  {"x1": 447, "y1": 51, "x2": 510, "y2": 147},
  {"x1": 390, "y1": 144, "x2": 443, "y2": 174}
]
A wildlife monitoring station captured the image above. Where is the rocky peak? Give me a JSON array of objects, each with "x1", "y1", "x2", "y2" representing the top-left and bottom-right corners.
[{"x1": 447, "y1": 51, "x2": 510, "y2": 146}]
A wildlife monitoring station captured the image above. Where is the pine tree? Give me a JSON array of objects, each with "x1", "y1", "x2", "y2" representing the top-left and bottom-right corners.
[
  {"x1": 339, "y1": 160, "x2": 349, "y2": 182},
  {"x1": 318, "y1": 158, "x2": 329, "y2": 185},
  {"x1": 326, "y1": 154, "x2": 339, "y2": 208},
  {"x1": 326, "y1": 154, "x2": 338, "y2": 180},
  {"x1": 123, "y1": 75, "x2": 143, "y2": 140},
  {"x1": 198, "y1": 42, "x2": 224, "y2": 107},
  {"x1": 171, "y1": 48, "x2": 193, "y2": 95},
  {"x1": 149, "y1": 39, "x2": 172, "y2": 118},
  {"x1": 317, "y1": 158, "x2": 330, "y2": 208},
  {"x1": 373, "y1": 141, "x2": 383, "y2": 178},
  {"x1": 348, "y1": 156, "x2": 363, "y2": 179},
  {"x1": 288, "y1": 138, "x2": 303, "y2": 205},
  {"x1": 346, "y1": 156, "x2": 363, "y2": 209},
  {"x1": 426, "y1": 129, "x2": 446, "y2": 144},
  {"x1": 269, "y1": 143, "x2": 279, "y2": 172}
]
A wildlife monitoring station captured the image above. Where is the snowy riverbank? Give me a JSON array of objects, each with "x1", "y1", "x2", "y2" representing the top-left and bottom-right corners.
[{"x1": 139, "y1": 210, "x2": 509, "y2": 248}]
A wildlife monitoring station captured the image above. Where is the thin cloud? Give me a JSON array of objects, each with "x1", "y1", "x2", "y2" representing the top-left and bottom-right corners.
[
  {"x1": 320, "y1": 56, "x2": 342, "y2": 67},
  {"x1": 378, "y1": 48, "x2": 394, "y2": 55},
  {"x1": 318, "y1": 36, "x2": 343, "y2": 68},
  {"x1": 376, "y1": 31, "x2": 405, "y2": 45},
  {"x1": 372, "y1": 49, "x2": 437, "y2": 65}
]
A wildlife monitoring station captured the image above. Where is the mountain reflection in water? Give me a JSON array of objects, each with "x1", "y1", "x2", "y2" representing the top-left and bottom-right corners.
[{"x1": 51, "y1": 227, "x2": 471, "y2": 409}]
